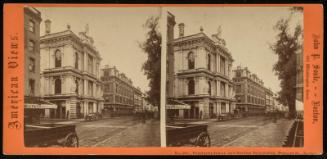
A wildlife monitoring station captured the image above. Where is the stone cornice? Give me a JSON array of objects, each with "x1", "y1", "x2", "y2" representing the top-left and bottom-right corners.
[
  {"x1": 41, "y1": 30, "x2": 102, "y2": 60},
  {"x1": 41, "y1": 67, "x2": 102, "y2": 83}
]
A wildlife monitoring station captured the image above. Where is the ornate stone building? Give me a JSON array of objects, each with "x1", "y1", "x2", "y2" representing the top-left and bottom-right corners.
[
  {"x1": 233, "y1": 66, "x2": 272, "y2": 115},
  {"x1": 133, "y1": 87, "x2": 143, "y2": 113},
  {"x1": 40, "y1": 22, "x2": 104, "y2": 119},
  {"x1": 101, "y1": 66, "x2": 141, "y2": 115},
  {"x1": 167, "y1": 13, "x2": 236, "y2": 119}
]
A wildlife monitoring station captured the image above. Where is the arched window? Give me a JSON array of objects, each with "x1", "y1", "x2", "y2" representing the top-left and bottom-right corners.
[
  {"x1": 188, "y1": 78, "x2": 195, "y2": 95},
  {"x1": 208, "y1": 81, "x2": 211, "y2": 95},
  {"x1": 55, "y1": 50, "x2": 62, "y2": 68},
  {"x1": 55, "y1": 78, "x2": 61, "y2": 94},
  {"x1": 188, "y1": 52, "x2": 195, "y2": 69},
  {"x1": 207, "y1": 54, "x2": 211, "y2": 70}
]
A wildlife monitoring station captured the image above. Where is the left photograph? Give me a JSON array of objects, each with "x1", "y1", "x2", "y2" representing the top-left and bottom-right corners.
[{"x1": 23, "y1": 6, "x2": 161, "y2": 147}]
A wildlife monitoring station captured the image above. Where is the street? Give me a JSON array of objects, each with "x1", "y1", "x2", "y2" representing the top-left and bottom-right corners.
[
  {"x1": 176, "y1": 116, "x2": 293, "y2": 147},
  {"x1": 44, "y1": 116, "x2": 160, "y2": 147}
]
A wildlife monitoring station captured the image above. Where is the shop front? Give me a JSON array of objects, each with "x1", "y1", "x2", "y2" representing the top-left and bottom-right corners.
[
  {"x1": 24, "y1": 98, "x2": 57, "y2": 124},
  {"x1": 166, "y1": 99, "x2": 191, "y2": 120}
]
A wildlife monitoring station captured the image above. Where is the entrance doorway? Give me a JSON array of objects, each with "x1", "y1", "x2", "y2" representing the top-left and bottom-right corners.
[
  {"x1": 190, "y1": 105, "x2": 199, "y2": 119},
  {"x1": 76, "y1": 102, "x2": 81, "y2": 118},
  {"x1": 55, "y1": 101, "x2": 66, "y2": 119},
  {"x1": 209, "y1": 103, "x2": 214, "y2": 118}
]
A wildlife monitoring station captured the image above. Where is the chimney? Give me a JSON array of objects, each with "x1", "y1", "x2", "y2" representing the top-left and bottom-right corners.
[
  {"x1": 45, "y1": 19, "x2": 51, "y2": 34},
  {"x1": 178, "y1": 23, "x2": 185, "y2": 37}
]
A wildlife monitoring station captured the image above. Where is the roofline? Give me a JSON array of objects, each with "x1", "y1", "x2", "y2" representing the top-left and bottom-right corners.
[{"x1": 173, "y1": 32, "x2": 234, "y2": 60}]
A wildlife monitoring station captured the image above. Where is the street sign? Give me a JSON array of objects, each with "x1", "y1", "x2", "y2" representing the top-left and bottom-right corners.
[
  {"x1": 166, "y1": 104, "x2": 190, "y2": 109},
  {"x1": 25, "y1": 103, "x2": 57, "y2": 109}
]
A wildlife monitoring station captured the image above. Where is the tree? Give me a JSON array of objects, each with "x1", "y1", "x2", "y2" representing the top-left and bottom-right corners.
[
  {"x1": 139, "y1": 16, "x2": 161, "y2": 115},
  {"x1": 270, "y1": 9, "x2": 303, "y2": 118}
]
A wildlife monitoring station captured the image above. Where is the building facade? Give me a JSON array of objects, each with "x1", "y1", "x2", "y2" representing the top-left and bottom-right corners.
[
  {"x1": 40, "y1": 22, "x2": 104, "y2": 119},
  {"x1": 133, "y1": 88, "x2": 143, "y2": 113},
  {"x1": 233, "y1": 66, "x2": 270, "y2": 115},
  {"x1": 265, "y1": 88, "x2": 274, "y2": 112},
  {"x1": 24, "y1": 7, "x2": 42, "y2": 99},
  {"x1": 167, "y1": 13, "x2": 236, "y2": 119},
  {"x1": 24, "y1": 7, "x2": 48, "y2": 123},
  {"x1": 101, "y1": 66, "x2": 137, "y2": 115}
]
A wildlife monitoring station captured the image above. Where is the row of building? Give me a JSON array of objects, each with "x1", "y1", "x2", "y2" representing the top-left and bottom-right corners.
[
  {"x1": 166, "y1": 12, "x2": 283, "y2": 119},
  {"x1": 24, "y1": 7, "x2": 154, "y2": 122}
]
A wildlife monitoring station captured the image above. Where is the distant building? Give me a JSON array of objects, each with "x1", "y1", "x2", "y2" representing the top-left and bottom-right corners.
[
  {"x1": 142, "y1": 94, "x2": 155, "y2": 112},
  {"x1": 101, "y1": 66, "x2": 141, "y2": 115},
  {"x1": 133, "y1": 87, "x2": 143, "y2": 112},
  {"x1": 265, "y1": 88, "x2": 274, "y2": 112},
  {"x1": 167, "y1": 12, "x2": 236, "y2": 119},
  {"x1": 40, "y1": 22, "x2": 104, "y2": 119},
  {"x1": 233, "y1": 66, "x2": 271, "y2": 115}
]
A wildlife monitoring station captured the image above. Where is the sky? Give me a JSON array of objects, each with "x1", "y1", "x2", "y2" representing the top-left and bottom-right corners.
[
  {"x1": 167, "y1": 7, "x2": 303, "y2": 93},
  {"x1": 37, "y1": 7, "x2": 161, "y2": 93}
]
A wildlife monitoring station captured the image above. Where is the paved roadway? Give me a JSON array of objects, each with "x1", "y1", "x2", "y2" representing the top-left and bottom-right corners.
[
  {"x1": 68, "y1": 116, "x2": 160, "y2": 147},
  {"x1": 175, "y1": 116, "x2": 293, "y2": 147}
]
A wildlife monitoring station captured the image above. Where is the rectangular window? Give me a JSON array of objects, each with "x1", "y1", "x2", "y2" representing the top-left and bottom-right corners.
[
  {"x1": 96, "y1": 63, "x2": 99, "y2": 78},
  {"x1": 28, "y1": 20, "x2": 35, "y2": 32},
  {"x1": 236, "y1": 85, "x2": 241, "y2": 93},
  {"x1": 220, "y1": 82, "x2": 226, "y2": 97},
  {"x1": 28, "y1": 40, "x2": 35, "y2": 52},
  {"x1": 88, "y1": 55, "x2": 93, "y2": 74},
  {"x1": 220, "y1": 56, "x2": 225, "y2": 75},
  {"x1": 29, "y1": 79, "x2": 35, "y2": 96},
  {"x1": 29, "y1": 57, "x2": 35, "y2": 72},
  {"x1": 109, "y1": 95, "x2": 114, "y2": 103},
  {"x1": 221, "y1": 103, "x2": 226, "y2": 113},
  {"x1": 74, "y1": 52, "x2": 79, "y2": 69},
  {"x1": 88, "y1": 81, "x2": 93, "y2": 96},
  {"x1": 236, "y1": 71, "x2": 241, "y2": 77}
]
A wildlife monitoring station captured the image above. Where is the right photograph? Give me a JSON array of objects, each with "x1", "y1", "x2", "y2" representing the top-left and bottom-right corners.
[{"x1": 165, "y1": 7, "x2": 304, "y2": 147}]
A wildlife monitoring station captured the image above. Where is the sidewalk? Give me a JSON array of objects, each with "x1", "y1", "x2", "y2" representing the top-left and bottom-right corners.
[
  {"x1": 222, "y1": 118, "x2": 294, "y2": 147},
  {"x1": 40, "y1": 116, "x2": 114, "y2": 125},
  {"x1": 172, "y1": 116, "x2": 253, "y2": 125}
]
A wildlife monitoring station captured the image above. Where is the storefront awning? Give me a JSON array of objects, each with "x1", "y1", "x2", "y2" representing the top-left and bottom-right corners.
[
  {"x1": 25, "y1": 100, "x2": 57, "y2": 109},
  {"x1": 166, "y1": 99, "x2": 190, "y2": 110}
]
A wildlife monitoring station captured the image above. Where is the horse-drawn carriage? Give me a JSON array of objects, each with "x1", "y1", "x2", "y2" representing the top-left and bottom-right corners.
[{"x1": 167, "y1": 123, "x2": 211, "y2": 147}]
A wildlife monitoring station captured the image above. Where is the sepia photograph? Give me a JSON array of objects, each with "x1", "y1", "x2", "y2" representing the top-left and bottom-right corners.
[
  {"x1": 165, "y1": 7, "x2": 304, "y2": 147},
  {"x1": 23, "y1": 6, "x2": 161, "y2": 147},
  {"x1": 2, "y1": 3, "x2": 324, "y2": 155}
]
